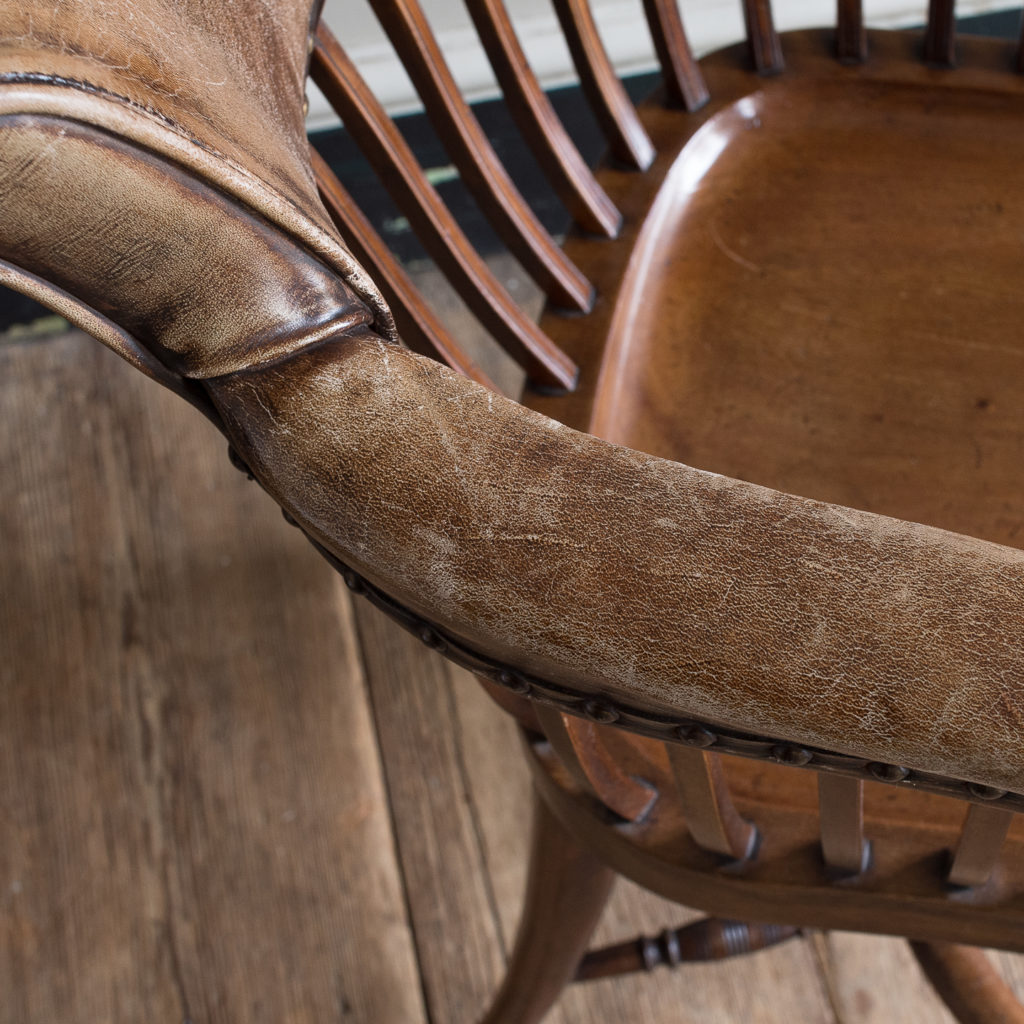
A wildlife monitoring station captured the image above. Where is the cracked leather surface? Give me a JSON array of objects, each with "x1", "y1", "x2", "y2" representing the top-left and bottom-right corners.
[
  {"x1": 1, "y1": 0, "x2": 1024, "y2": 794},
  {"x1": 206, "y1": 334, "x2": 1024, "y2": 794},
  {"x1": 0, "y1": 0, "x2": 393, "y2": 337}
]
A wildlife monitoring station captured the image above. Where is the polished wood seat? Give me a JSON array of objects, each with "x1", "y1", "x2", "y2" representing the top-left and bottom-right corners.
[{"x1": 584, "y1": 36, "x2": 1024, "y2": 551}]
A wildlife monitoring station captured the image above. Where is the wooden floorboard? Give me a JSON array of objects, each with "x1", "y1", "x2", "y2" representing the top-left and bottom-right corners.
[
  {"x1": 1, "y1": 331, "x2": 424, "y2": 1023},
  {"x1": 350, "y1": 599, "x2": 507, "y2": 1023}
]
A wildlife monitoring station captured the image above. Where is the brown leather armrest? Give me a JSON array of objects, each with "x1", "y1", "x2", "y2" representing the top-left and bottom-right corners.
[
  {"x1": 2, "y1": 0, "x2": 1020, "y2": 799},
  {"x1": 205, "y1": 330, "x2": 1024, "y2": 797}
]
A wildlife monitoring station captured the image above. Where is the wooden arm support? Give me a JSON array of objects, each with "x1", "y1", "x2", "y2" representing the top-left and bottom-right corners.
[{"x1": 911, "y1": 941, "x2": 1024, "y2": 1024}]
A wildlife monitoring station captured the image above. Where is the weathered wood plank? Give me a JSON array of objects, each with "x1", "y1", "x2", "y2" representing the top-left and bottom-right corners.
[
  {"x1": 0, "y1": 330, "x2": 424, "y2": 1024},
  {"x1": 350, "y1": 599, "x2": 507, "y2": 1022},
  {"x1": 815, "y1": 932, "x2": 1024, "y2": 1023}
]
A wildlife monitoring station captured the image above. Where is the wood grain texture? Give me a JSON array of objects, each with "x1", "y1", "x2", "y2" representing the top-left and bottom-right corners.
[
  {"x1": 836, "y1": 0, "x2": 867, "y2": 63},
  {"x1": 911, "y1": 942, "x2": 1024, "y2": 1024},
  {"x1": 668, "y1": 746, "x2": 757, "y2": 860},
  {"x1": 0, "y1": 330, "x2": 424, "y2": 1023},
  {"x1": 311, "y1": 22, "x2": 578, "y2": 391},
  {"x1": 742, "y1": 0, "x2": 784, "y2": 73},
  {"x1": 481, "y1": 792, "x2": 614, "y2": 1024},
  {"x1": 640, "y1": 0, "x2": 710, "y2": 110},
  {"x1": 819, "y1": 775, "x2": 870, "y2": 877},
  {"x1": 550, "y1": 0, "x2": 656, "y2": 170},
  {"x1": 465, "y1": 0, "x2": 622, "y2": 237},
  {"x1": 948, "y1": 805, "x2": 1015, "y2": 889},
  {"x1": 348, "y1": 598, "x2": 508, "y2": 1022},
  {"x1": 366, "y1": 0, "x2": 594, "y2": 312},
  {"x1": 535, "y1": 707, "x2": 657, "y2": 821}
]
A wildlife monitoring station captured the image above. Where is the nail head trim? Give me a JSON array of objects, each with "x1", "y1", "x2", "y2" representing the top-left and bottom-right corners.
[
  {"x1": 582, "y1": 699, "x2": 620, "y2": 724},
  {"x1": 868, "y1": 762, "x2": 910, "y2": 783},
  {"x1": 303, "y1": 536, "x2": 1024, "y2": 815},
  {"x1": 771, "y1": 744, "x2": 813, "y2": 767}
]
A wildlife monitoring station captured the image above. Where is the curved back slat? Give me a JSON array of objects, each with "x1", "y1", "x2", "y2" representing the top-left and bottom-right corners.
[
  {"x1": 947, "y1": 804, "x2": 1013, "y2": 888},
  {"x1": 312, "y1": 149, "x2": 498, "y2": 391},
  {"x1": 367, "y1": 0, "x2": 593, "y2": 312},
  {"x1": 924, "y1": 0, "x2": 956, "y2": 66},
  {"x1": 818, "y1": 775, "x2": 870, "y2": 876},
  {"x1": 742, "y1": 0, "x2": 785, "y2": 73},
  {"x1": 550, "y1": 0, "x2": 656, "y2": 170},
  {"x1": 537, "y1": 710, "x2": 658, "y2": 820},
  {"x1": 668, "y1": 746, "x2": 758, "y2": 861},
  {"x1": 312, "y1": 22, "x2": 578, "y2": 392},
  {"x1": 466, "y1": 0, "x2": 623, "y2": 238},
  {"x1": 836, "y1": 0, "x2": 867, "y2": 63},
  {"x1": 641, "y1": 0, "x2": 710, "y2": 111}
]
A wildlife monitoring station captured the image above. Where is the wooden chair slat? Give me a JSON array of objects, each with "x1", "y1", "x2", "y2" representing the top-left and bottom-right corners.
[
  {"x1": 640, "y1": 0, "x2": 710, "y2": 111},
  {"x1": 312, "y1": 148, "x2": 499, "y2": 391},
  {"x1": 924, "y1": 0, "x2": 956, "y2": 66},
  {"x1": 312, "y1": 22, "x2": 578, "y2": 392},
  {"x1": 667, "y1": 746, "x2": 758, "y2": 861},
  {"x1": 535, "y1": 707, "x2": 656, "y2": 821},
  {"x1": 741, "y1": 0, "x2": 785, "y2": 73},
  {"x1": 947, "y1": 804, "x2": 1014, "y2": 888},
  {"x1": 550, "y1": 0, "x2": 656, "y2": 170},
  {"x1": 367, "y1": 0, "x2": 593, "y2": 313},
  {"x1": 465, "y1": 0, "x2": 622, "y2": 238},
  {"x1": 835, "y1": 0, "x2": 867, "y2": 63},
  {"x1": 818, "y1": 775, "x2": 870, "y2": 876}
]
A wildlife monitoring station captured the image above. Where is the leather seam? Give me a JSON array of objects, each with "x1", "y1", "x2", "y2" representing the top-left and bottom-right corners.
[{"x1": 0, "y1": 73, "x2": 398, "y2": 343}]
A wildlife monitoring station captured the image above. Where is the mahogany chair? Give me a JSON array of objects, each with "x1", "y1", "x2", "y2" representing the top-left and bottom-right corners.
[{"x1": 4, "y1": 0, "x2": 1024, "y2": 1021}]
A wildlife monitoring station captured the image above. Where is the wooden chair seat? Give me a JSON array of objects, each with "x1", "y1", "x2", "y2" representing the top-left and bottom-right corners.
[
  {"x1": 515, "y1": 25, "x2": 1024, "y2": 1004},
  {"x1": 593, "y1": 50, "x2": 1024, "y2": 548},
  {"x1": 540, "y1": 32, "x2": 1024, "y2": 555}
]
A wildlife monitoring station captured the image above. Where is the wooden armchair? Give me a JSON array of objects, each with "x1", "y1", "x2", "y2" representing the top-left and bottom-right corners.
[{"x1": 4, "y1": 0, "x2": 1024, "y2": 1020}]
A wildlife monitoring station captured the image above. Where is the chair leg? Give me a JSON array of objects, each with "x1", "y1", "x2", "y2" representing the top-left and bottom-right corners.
[
  {"x1": 910, "y1": 940, "x2": 1024, "y2": 1024},
  {"x1": 480, "y1": 788, "x2": 615, "y2": 1024}
]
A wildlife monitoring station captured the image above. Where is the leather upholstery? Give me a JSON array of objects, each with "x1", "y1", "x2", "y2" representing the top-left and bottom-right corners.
[
  {"x1": 0, "y1": 0, "x2": 393, "y2": 340},
  {"x1": 3, "y1": 0, "x2": 1024, "y2": 796}
]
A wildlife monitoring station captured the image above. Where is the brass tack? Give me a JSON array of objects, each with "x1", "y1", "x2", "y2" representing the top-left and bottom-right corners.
[
  {"x1": 771, "y1": 744, "x2": 812, "y2": 767},
  {"x1": 281, "y1": 507, "x2": 298, "y2": 527},
  {"x1": 967, "y1": 782, "x2": 1007, "y2": 800},
  {"x1": 582, "y1": 699, "x2": 619, "y2": 724},
  {"x1": 674, "y1": 723, "x2": 716, "y2": 748},
  {"x1": 418, "y1": 627, "x2": 447, "y2": 652},
  {"x1": 868, "y1": 762, "x2": 909, "y2": 783},
  {"x1": 497, "y1": 670, "x2": 530, "y2": 695},
  {"x1": 341, "y1": 569, "x2": 364, "y2": 593}
]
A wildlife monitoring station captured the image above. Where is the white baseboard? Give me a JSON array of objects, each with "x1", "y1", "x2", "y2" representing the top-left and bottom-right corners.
[{"x1": 307, "y1": 0, "x2": 1018, "y2": 131}]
